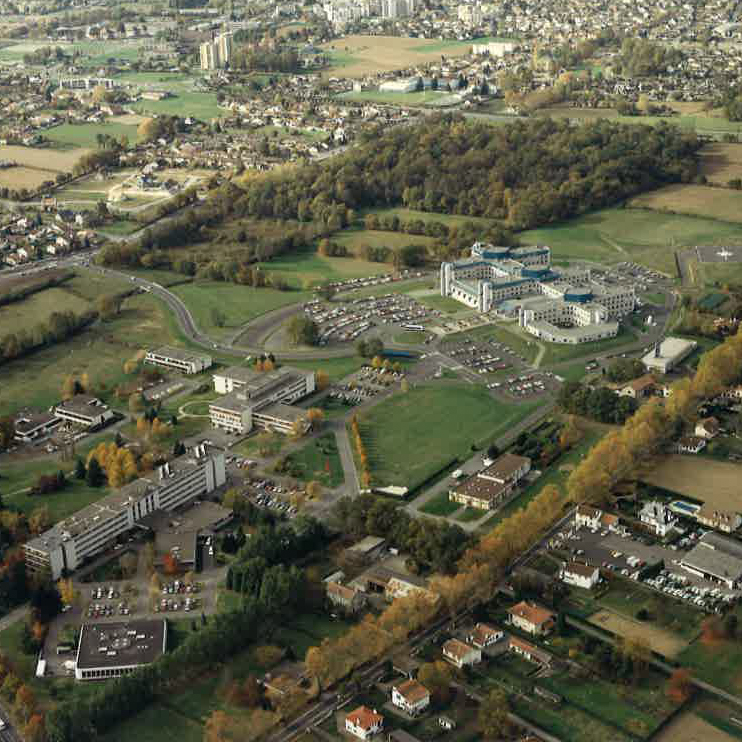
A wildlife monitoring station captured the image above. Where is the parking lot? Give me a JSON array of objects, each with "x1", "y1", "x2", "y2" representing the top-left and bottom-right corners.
[{"x1": 551, "y1": 523, "x2": 741, "y2": 610}]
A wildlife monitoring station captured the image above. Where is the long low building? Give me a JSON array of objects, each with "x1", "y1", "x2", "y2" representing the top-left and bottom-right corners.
[
  {"x1": 75, "y1": 620, "x2": 166, "y2": 681},
  {"x1": 642, "y1": 337, "x2": 697, "y2": 374},
  {"x1": 145, "y1": 346, "x2": 213, "y2": 375},
  {"x1": 449, "y1": 452, "x2": 531, "y2": 510},
  {"x1": 54, "y1": 395, "x2": 115, "y2": 429},
  {"x1": 209, "y1": 365, "x2": 315, "y2": 435},
  {"x1": 680, "y1": 531, "x2": 742, "y2": 589},
  {"x1": 24, "y1": 446, "x2": 226, "y2": 580}
]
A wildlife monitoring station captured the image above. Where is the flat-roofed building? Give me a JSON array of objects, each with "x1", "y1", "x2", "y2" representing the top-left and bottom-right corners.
[
  {"x1": 449, "y1": 453, "x2": 531, "y2": 510},
  {"x1": 24, "y1": 447, "x2": 225, "y2": 580},
  {"x1": 642, "y1": 338, "x2": 697, "y2": 374},
  {"x1": 145, "y1": 346, "x2": 212, "y2": 375},
  {"x1": 75, "y1": 620, "x2": 166, "y2": 680},
  {"x1": 680, "y1": 532, "x2": 742, "y2": 589},
  {"x1": 209, "y1": 366, "x2": 315, "y2": 435},
  {"x1": 13, "y1": 411, "x2": 61, "y2": 442},
  {"x1": 54, "y1": 395, "x2": 114, "y2": 429}
]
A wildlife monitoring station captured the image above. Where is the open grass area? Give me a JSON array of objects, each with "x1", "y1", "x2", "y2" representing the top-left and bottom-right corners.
[
  {"x1": 416, "y1": 294, "x2": 467, "y2": 314},
  {"x1": 0, "y1": 290, "x2": 187, "y2": 417},
  {"x1": 700, "y1": 142, "x2": 742, "y2": 184},
  {"x1": 520, "y1": 207, "x2": 742, "y2": 275},
  {"x1": 291, "y1": 356, "x2": 365, "y2": 383},
  {"x1": 419, "y1": 490, "x2": 461, "y2": 517},
  {"x1": 45, "y1": 122, "x2": 140, "y2": 149},
  {"x1": 0, "y1": 144, "x2": 83, "y2": 173},
  {"x1": 257, "y1": 249, "x2": 391, "y2": 288},
  {"x1": 282, "y1": 433, "x2": 344, "y2": 488},
  {"x1": 170, "y1": 282, "x2": 312, "y2": 339},
  {"x1": 541, "y1": 326, "x2": 637, "y2": 366},
  {"x1": 678, "y1": 637, "x2": 742, "y2": 695},
  {"x1": 102, "y1": 703, "x2": 203, "y2": 742},
  {"x1": 365, "y1": 206, "x2": 499, "y2": 228},
  {"x1": 132, "y1": 90, "x2": 223, "y2": 121},
  {"x1": 332, "y1": 227, "x2": 437, "y2": 254},
  {"x1": 454, "y1": 506, "x2": 485, "y2": 523},
  {"x1": 354, "y1": 384, "x2": 538, "y2": 489},
  {"x1": 630, "y1": 185, "x2": 742, "y2": 225},
  {"x1": 339, "y1": 277, "x2": 437, "y2": 299},
  {"x1": 0, "y1": 286, "x2": 89, "y2": 336}
]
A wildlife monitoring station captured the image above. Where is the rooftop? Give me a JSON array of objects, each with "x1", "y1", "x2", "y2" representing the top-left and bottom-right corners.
[
  {"x1": 682, "y1": 532, "x2": 742, "y2": 581},
  {"x1": 507, "y1": 601, "x2": 555, "y2": 627},
  {"x1": 76, "y1": 619, "x2": 166, "y2": 670},
  {"x1": 147, "y1": 346, "x2": 211, "y2": 363}
]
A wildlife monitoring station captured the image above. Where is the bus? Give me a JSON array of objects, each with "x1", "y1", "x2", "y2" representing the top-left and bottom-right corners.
[{"x1": 401, "y1": 324, "x2": 424, "y2": 332}]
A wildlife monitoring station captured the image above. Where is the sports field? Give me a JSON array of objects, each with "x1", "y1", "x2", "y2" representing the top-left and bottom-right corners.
[
  {"x1": 630, "y1": 184, "x2": 742, "y2": 225},
  {"x1": 520, "y1": 207, "x2": 742, "y2": 274},
  {"x1": 0, "y1": 144, "x2": 84, "y2": 173},
  {"x1": 257, "y1": 250, "x2": 391, "y2": 288},
  {"x1": 320, "y1": 34, "x2": 508, "y2": 77},
  {"x1": 354, "y1": 384, "x2": 538, "y2": 489},
  {"x1": 133, "y1": 91, "x2": 223, "y2": 121},
  {"x1": 644, "y1": 455, "x2": 742, "y2": 510},
  {"x1": 45, "y1": 122, "x2": 140, "y2": 149},
  {"x1": 171, "y1": 282, "x2": 312, "y2": 339},
  {"x1": 589, "y1": 608, "x2": 688, "y2": 658}
]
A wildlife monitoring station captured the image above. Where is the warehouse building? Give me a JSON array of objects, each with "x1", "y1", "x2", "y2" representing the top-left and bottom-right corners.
[
  {"x1": 642, "y1": 337, "x2": 698, "y2": 374},
  {"x1": 74, "y1": 620, "x2": 167, "y2": 680},
  {"x1": 209, "y1": 366, "x2": 315, "y2": 435},
  {"x1": 440, "y1": 242, "x2": 633, "y2": 343},
  {"x1": 24, "y1": 446, "x2": 225, "y2": 579},
  {"x1": 680, "y1": 532, "x2": 742, "y2": 589},
  {"x1": 145, "y1": 346, "x2": 213, "y2": 375}
]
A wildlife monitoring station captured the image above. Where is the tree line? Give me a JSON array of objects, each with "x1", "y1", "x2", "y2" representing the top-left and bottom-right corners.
[{"x1": 558, "y1": 381, "x2": 637, "y2": 424}]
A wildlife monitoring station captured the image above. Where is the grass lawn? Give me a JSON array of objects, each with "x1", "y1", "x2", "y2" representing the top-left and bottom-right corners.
[
  {"x1": 283, "y1": 433, "x2": 344, "y2": 488},
  {"x1": 101, "y1": 702, "x2": 204, "y2": 742},
  {"x1": 45, "y1": 122, "x2": 139, "y2": 149},
  {"x1": 98, "y1": 219, "x2": 142, "y2": 237},
  {"x1": 0, "y1": 286, "x2": 90, "y2": 336},
  {"x1": 519, "y1": 207, "x2": 742, "y2": 275},
  {"x1": 332, "y1": 227, "x2": 436, "y2": 254},
  {"x1": 364, "y1": 206, "x2": 499, "y2": 229},
  {"x1": 291, "y1": 356, "x2": 365, "y2": 382},
  {"x1": 170, "y1": 282, "x2": 312, "y2": 339},
  {"x1": 132, "y1": 90, "x2": 223, "y2": 121},
  {"x1": 416, "y1": 294, "x2": 467, "y2": 313},
  {"x1": 419, "y1": 490, "x2": 461, "y2": 517},
  {"x1": 392, "y1": 330, "x2": 428, "y2": 345},
  {"x1": 541, "y1": 326, "x2": 637, "y2": 366},
  {"x1": 257, "y1": 249, "x2": 390, "y2": 288},
  {"x1": 354, "y1": 384, "x2": 538, "y2": 489},
  {"x1": 630, "y1": 185, "x2": 742, "y2": 225},
  {"x1": 677, "y1": 636, "x2": 742, "y2": 695},
  {"x1": 454, "y1": 506, "x2": 485, "y2": 523}
]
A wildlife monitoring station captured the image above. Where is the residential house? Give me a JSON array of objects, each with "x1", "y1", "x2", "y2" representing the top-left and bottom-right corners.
[
  {"x1": 391, "y1": 679, "x2": 430, "y2": 716},
  {"x1": 575, "y1": 505, "x2": 602, "y2": 530},
  {"x1": 326, "y1": 581, "x2": 367, "y2": 613},
  {"x1": 639, "y1": 501, "x2": 677, "y2": 537},
  {"x1": 466, "y1": 622, "x2": 503, "y2": 649},
  {"x1": 345, "y1": 706, "x2": 384, "y2": 740},
  {"x1": 696, "y1": 504, "x2": 742, "y2": 534},
  {"x1": 507, "y1": 601, "x2": 555, "y2": 636},
  {"x1": 442, "y1": 638, "x2": 481, "y2": 668},
  {"x1": 560, "y1": 561, "x2": 600, "y2": 589},
  {"x1": 507, "y1": 636, "x2": 552, "y2": 667},
  {"x1": 617, "y1": 375, "x2": 655, "y2": 399},
  {"x1": 677, "y1": 436, "x2": 706, "y2": 454},
  {"x1": 695, "y1": 416, "x2": 721, "y2": 439}
]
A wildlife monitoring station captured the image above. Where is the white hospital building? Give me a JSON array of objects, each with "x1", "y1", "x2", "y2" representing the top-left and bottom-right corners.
[
  {"x1": 24, "y1": 446, "x2": 226, "y2": 580},
  {"x1": 440, "y1": 242, "x2": 634, "y2": 344}
]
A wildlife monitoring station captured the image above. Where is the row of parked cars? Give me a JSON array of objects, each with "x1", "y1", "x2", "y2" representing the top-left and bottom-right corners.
[
  {"x1": 645, "y1": 570, "x2": 735, "y2": 612},
  {"x1": 87, "y1": 602, "x2": 130, "y2": 618}
]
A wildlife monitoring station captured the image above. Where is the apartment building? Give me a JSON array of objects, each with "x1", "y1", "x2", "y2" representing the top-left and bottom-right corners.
[
  {"x1": 200, "y1": 31, "x2": 233, "y2": 70},
  {"x1": 24, "y1": 447, "x2": 225, "y2": 579},
  {"x1": 144, "y1": 346, "x2": 213, "y2": 375}
]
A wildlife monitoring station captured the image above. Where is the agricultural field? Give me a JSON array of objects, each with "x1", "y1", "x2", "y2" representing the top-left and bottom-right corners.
[
  {"x1": 44, "y1": 122, "x2": 140, "y2": 149},
  {"x1": 364, "y1": 205, "x2": 499, "y2": 229},
  {"x1": 0, "y1": 165, "x2": 56, "y2": 189},
  {"x1": 257, "y1": 250, "x2": 391, "y2": 288},
  {"x1": 519, "y1": 207, "x2": 742, "y2": 274},
  {"x1": 132, "y1": 90, "x2": 223, "y2": 122},
  {"x1": 629, "y1": 184, "x2": 742, "y2": 225},
  {"x1": 644, "y1": 454, "x2": 742, "y2": 510},
  {"x1": 700, "y1": 142, "x2": 742, "y2": 185},
  {"x1": 320, "y1": 34, "x2": 506, "y2": 77},
  {"x1": 0, "y1": 286, "x2": 90, "y2": 336},
  {"x1": 170, "y1": 282, "x2": 313, "y2": 339},
  {"x1": 354, "y1": 384, "x2": 538, "y2": 490},
  {"x1": 0, "y1": 144, "x2": 84, "y2": 173}
]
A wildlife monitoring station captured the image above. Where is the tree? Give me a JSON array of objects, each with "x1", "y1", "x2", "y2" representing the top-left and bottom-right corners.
[
  {"x1": 306, "y1": 408, "x2": 324, "y2": 428},
  {"x1": 316, "y1": 371, "x2": 330, "y2": 391},
  {"x1": 14, "y1": 684, "x2": 36, "y2": 722},
  {"x1": 666, "y1": 668, "x2": 694, "y2": 703},
  {"x1": 58, "y1": 579, "x2": 75, "y2": 607},
  {"x1": 478, "y1": 689, "x2": 511, "y2": 739},
  {"x1": 417, "y1": 661, "x2": 454, "y2": 707},
  {"x1": 120, "y1": 551, "x2": 138, "y2": 578},
  {"x1": 163, "y1": 552, "x2": 180, "y2": 575},
  {"x1": 24, "y1": 714, "x2": 45, "y2": 742},
  {"x1": 61, "y1": 375, "x2": 77, "y2": 400},
  {"x1": 86, "y1": 458, "x2": 105, "y2": 487},
  {"x1": 286, "y1": 315, "x2": 319, "y2": 346},
  {"x1": 306, "y1": 481, "x2": 322, "y2": 499},
  {"x1": 74, "y1": 458, "x2": 86, "y2": 480},
  {"x1": 128, "y1": 392, "x2": 146, "y2": 414},
  {"x1": 96, "y1": 294, "x2": 122, "y2": 320},
  {"x1": 211, "y1": 307, "x2": 227, "y2": 328},
  {"x1": 30, "y1": 581, "x2": 62, "y2": 624}
]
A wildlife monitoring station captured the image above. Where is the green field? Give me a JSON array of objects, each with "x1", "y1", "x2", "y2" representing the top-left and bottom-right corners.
[
  {"x1": 332, "y1": 228, "x2": 437, "y2": 254},
  {"x1": 170, "y1": 282, "x2": 312, "y2": 339},
  {"x1": 541, "y1": 326, "x2": 637, "y2": 366},
  {"x1": 257, "y1": 250, "x2": 391, "y2": 288},
  {"x1": 354, "y1": 384, "x2": 538, "y2": 489},
  {"x1": 677, "y1": 632, "x2": 742, "y2": 695},
  {"x1": 416, "y1": 294, "x2": 468, "y2": 313},
  {"x1": 291, "y1": 356, "x2": 365, "y2": 382},
  {"x1": 282, "y1": 433, "x2": 344, "y2": 488},
  {"x1": 0, "y1": 286, "x2": 90, "y2": 336},
  {"x1": 102, "y1": 704, "x2": 203, "y2": 742},
  {"x1": 454, "y1": 506, "x2": 485, "y2": 522},
  {"x1": 45, "y1": 122, "x2": 140, "y2": 149},
  {"x1": 520, "y1": 207, "x2": 742, "y2": 274},
  {"x1": 419, "y1": 490, "x2": 461, "y2": 517},
  {"x1": 365, "y1": 206, "x2": 499, "y2": 229},
  {"x1": 132, "y1": 90, "x2": 223, "y2": 121}
]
